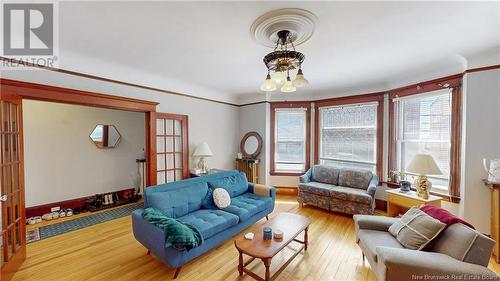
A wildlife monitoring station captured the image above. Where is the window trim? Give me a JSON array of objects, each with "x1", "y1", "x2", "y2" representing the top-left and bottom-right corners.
[
  {"x1": 388, "y1": 74, "x2": 462, "y2": 202},
  {"x1": 314, "y1": 93, "x2": 385, "y2": 178},
  {"x1": 270, "y1": 101, "x2": 311, "y2": 176}
]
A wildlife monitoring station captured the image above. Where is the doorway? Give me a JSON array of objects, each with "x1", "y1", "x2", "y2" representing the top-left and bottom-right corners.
[{"x1": 0, "y1": 78, "x2": 189, "y2": 280}]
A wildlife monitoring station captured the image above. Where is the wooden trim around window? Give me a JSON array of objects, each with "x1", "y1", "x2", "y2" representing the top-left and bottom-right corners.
[
  {"x1": 270, "y1": 101, "x2": 311, "y2": 176},
  {"x1": 388, "y1": 74, "x2": 463, "y2": 202},
  {"x1": 314, "y1": 93, "x2": 385, "y2": 178}
]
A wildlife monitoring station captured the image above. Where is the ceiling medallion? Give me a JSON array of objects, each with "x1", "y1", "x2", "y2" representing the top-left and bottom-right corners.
[{"x1": 251, "y1": 8, "x2": 317, "y2": 93}]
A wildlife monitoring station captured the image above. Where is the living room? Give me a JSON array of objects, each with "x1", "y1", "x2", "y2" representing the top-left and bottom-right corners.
[{"x1": 1, "y1": 1, "x2": 499, "y2": 281}]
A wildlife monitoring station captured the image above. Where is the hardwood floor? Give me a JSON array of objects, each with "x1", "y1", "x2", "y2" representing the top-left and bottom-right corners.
[{"x1": 13, "y1": 195, "x2": 500, "y2": 281}]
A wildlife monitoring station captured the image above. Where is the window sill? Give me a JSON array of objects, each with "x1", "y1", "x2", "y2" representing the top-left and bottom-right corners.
[
  {"x1": 269, "y1": 171, "x2": 305, "y2": 176},
  {"x1": 382, "y1": 181, "x2": 460, "y2": 203}
]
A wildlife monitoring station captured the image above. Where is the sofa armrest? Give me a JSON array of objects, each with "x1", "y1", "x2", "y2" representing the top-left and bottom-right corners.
[
  {"x1": 248, "y1": 183, "x2": 276, "y2": 198},
  {"x1": 299, "y1": 168, "x2": 312, "y2": 183},
  {"x1": 366, "y1": 175, "x2": 379, "y2": 197},
  {"x1": 354, "y1": 215, "x2": 398, "y2": 233},
  {"x1": 376, "y1": 247, "x2": 499, "y2": 281}
]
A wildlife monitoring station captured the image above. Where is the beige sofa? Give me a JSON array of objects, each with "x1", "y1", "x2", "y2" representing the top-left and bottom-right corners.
[{"x1": 354, "y1": 215, "x2": 499, "y2": 281}]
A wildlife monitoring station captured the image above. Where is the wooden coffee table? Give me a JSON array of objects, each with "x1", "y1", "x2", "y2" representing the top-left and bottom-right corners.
[{"x1": 234, "y1": 212, "x2": 310, "y2": 281}]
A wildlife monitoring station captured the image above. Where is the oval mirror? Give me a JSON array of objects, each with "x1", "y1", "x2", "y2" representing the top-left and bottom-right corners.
[
  {"x1": 240, "y1": 132, "x2": 263, "y2": 158},
  {"x1": 90, "y1": 125, "x2": 121, "y2": 148}
]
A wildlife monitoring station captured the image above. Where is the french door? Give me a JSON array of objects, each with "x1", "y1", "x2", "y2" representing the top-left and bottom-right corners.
[
  {"x1": 0, "y1": 94, "x2": 26, "y2": 281},
  {"x1": 148, "y1": 112, "x2": 189, "y2": 186}
]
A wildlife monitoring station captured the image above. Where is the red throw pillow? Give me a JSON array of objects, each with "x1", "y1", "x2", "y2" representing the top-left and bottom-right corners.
[{"x1": 420, "y1": 205, "x2": 475, "y2": 229}]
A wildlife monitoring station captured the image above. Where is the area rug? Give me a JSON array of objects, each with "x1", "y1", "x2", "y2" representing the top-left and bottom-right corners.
[
  {"x1": 27, "y1": 202, "x2": 143, "y2": 242},
  {"x1": 26, "y1": 228, "x2": 40, "y2": 243}
]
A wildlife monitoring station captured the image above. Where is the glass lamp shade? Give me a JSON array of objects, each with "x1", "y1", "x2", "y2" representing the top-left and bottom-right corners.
[
  {"x1": 260, "y1": 74, "x2": 277, "y2": 92},
  {"x1": 271, "y1": 71, "x2": 286, "y2": 85},
  {"x1": 280, "y1": 77, "x2": 297, "y2": 93},
  {"x1": 293, "y1": 69, "x2": 309, "y2": 88}
]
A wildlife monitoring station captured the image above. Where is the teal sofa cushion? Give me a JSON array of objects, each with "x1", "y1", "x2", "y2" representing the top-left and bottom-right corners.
[
  {"x1": 208, "y1": 172, "x2": 248, "y2": 198},
  {"x1": 224, "y1": 193, "x2": 273, "y2": 222},
  {"x1": 177, "y1": 209, "x2": 239, "y2": 239},
  {"x1": 145, "y1": 182, "x2": 208, "y2": 218},
  {"x1": 201, "y1": 188, "x2": 216, "y2": 209}
]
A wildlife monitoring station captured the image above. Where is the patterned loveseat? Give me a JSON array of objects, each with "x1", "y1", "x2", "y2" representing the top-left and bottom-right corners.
[{"x1": 298, "y1": 165, "x2": 379, "y2": 215}]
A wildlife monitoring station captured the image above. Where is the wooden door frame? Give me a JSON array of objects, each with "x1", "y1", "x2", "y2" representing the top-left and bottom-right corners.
[
  {"x1": 147, "y1": 113, "x2": 189, "y2": 186},
  {"x1": 0, "y1": 78, "x2": 160, "y2": 189}
]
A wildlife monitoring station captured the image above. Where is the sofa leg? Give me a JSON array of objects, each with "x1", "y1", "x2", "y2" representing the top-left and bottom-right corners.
[
  {"x1": 300, "y1": 202, "x2": 304, "y2": 208},
  {"x1": 266, "y1": 215, "x2": 269, "y2": 221},
  {"x1": 173, "y1": 267, "x2": 182, "y2": 279},
  {"x1": 147, "y1": 250, "x2": 151, "y2": 255}
]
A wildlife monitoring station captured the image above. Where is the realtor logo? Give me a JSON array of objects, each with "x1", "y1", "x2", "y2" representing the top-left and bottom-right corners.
[{"x1": 3, "y1": 3, "x2": 53, "y2": 56}]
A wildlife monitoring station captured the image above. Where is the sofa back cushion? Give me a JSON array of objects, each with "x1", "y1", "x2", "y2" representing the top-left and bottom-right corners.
[
  {"x1": 145, "y1": 181, "x2": 209, "y2": 218},
  {"x1": 311, "y1": 165, "x2": 340, "y2": 185},
  {"x1": 429, "y1": 223, "x2": 495, "y2": 267},
  {"x1": 338, "y1": 169, "x2": 373, "y2": 189},
  {"x1": 208, "y1": 172, "x2": 248, "y2": 198}
]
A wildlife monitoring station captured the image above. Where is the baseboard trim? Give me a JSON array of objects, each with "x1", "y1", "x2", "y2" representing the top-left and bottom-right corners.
[
  {"x1": 26, "y1": 188, "x2": 135, "y2": 217},
  {"x1": 275, "y1": 186, "x2": 298, "y2": 195}
]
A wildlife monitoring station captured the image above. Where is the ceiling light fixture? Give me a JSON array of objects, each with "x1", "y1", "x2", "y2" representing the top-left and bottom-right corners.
[{"x1": 259, "y1": 30, "x2": 308, "y2": 93}]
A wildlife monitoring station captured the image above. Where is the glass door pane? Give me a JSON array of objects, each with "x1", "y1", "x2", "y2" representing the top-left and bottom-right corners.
[{"x1": 150, "y1": 113, "x2": 188, "y2": 186}]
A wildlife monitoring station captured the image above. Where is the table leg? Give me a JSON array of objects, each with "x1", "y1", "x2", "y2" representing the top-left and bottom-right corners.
[
  {"x1": 238, "y1": 250, "x2": 243, "y2": 276},
  {"x1": 263, "y1": 258, "x2": 271, "y2": 281},
  {"x1": 304, "y1": 227, "x2": 309, "y2": 251}
]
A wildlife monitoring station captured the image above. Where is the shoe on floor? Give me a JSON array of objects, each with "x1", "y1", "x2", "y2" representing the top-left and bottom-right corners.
[
  {"x1": 27, "y1": 217, "x2": 36, "y2": 225},
  {"x1": 42, "y1": 213, "x2": 53, "y2": 221},
  {"x1": 51, "y1": 212, "x2": 59, "y2": 219},
  {"x1": 66, "y1": 208, "x2": 73, "y2": 217}
]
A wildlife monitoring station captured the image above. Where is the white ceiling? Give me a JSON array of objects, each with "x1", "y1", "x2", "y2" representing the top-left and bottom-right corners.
[{"x1": 55, "y1": 1, "x2": 500, "y2": 104}]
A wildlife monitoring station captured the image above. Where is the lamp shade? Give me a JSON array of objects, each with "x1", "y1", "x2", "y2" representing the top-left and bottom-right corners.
[
  {"x1": 406, "y1": 154, "x2": 442, "y2": 175},
  {"x1": 193, "y1": 142, "x2": 213, "y2": 157}
]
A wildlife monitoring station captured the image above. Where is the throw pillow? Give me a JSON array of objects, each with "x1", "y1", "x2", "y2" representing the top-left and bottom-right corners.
[
  {"x1": 212, "y1": 188, "x2": 231, "y2": 209},
  {"x1": 388, "y1": 206, "x2": 446, "y2": 250},
  {"x1": 201, "y1": 188, "x2": 216, "y2": 209}
]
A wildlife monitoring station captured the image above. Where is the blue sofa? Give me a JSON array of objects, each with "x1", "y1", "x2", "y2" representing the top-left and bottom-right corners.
[{"x1": 132, "y1": 170, "x2": 276, "y2": 278}]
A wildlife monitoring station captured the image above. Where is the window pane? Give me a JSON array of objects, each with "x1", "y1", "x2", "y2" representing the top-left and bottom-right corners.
[
  {"x1": 276, "y1": 141, "x2": 304, "y2": 162},
  {"x1": 402, "y1": 94, "x2": 451, "y2": 141},
  {"x1": 396, "y1": 89, "x2": 452, "y2": 192},
  {"x1": 274, "y1": 109, "x2": 307, "y2": 172},
  {"x1": 320, "y1": 159, "x2": 376, "y2": 173},
  {"x1": 320, "y1": 103, "x2": 378, "y2": 165}
]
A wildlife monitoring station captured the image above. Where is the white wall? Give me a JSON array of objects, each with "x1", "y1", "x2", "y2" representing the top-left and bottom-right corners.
[
  {"x1": 238, "y1": 103, "x2": 269, "y2": 184},
  {"x1": 23, "y1": 100, "x2": 145, "y2": 207},
  {"x1": 459, "y1": 69, "x2": 500, "y2": 234},
  {"x1": 2, "y1": 69, "x2": 241, "y2": 172}
]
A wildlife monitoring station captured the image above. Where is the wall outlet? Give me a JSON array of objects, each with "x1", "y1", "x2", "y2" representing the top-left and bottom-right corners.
[{"x1": 51, "y1": 206, "x2": 60, "y2": 212}]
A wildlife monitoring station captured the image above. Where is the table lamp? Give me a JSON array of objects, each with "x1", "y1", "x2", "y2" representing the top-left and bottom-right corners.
[
  {"x1": 193, "y1": 142, "x2": 213, "y2": 174},
  {"x1": 406, "y1": 153, "x2": 442, "y2": 199}
]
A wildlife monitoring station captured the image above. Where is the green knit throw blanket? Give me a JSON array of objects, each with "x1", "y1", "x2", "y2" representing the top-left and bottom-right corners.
[{"x1": 142, "y1": 208, "x2": 203, "y2": 250}]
